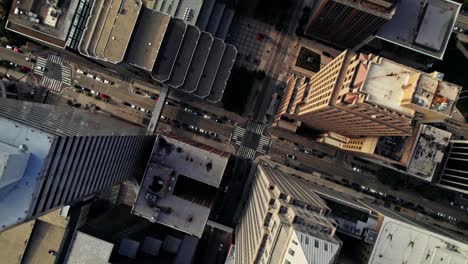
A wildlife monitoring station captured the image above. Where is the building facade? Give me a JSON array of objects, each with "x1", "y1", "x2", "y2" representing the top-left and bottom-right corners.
[
  {"x1": 275, "y1": 50, "x2": 461, "y2": 138},
  {"x1": 304, "y1": 0, "x2": 397, "y2": 48},
  {"x1": 235, "y1": 165, "x2": 341, "y2": 264},
  {"x1": 438, "y1": 140, "x2": 468, "y2": 195},
  {"x1": 0, "y1": 99, "x2": 155, "y2": 232}
]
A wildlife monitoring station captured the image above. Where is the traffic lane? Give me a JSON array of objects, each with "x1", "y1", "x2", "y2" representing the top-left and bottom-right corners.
[
  {"x1": 62, "y1": 88, "x2": 148, "y2": 125},
  {"x1": 269, "y1": 145, "x2": 468, "y2": 222},
  {"x1": 0, "y1": 47, "x2": 34, "y2": 68},
  {"x1": 162, "y1": 105, "x2": 233, "y2": 137},
  {"x1": 271, "y1": 141, "x2": 334, "y2": 165},
  {"x1": 73, "y1": 76, "x2": 156, "y2": 110},
  {"x1": 270, "y1": 128, "x2": 338, "y2": 157}
]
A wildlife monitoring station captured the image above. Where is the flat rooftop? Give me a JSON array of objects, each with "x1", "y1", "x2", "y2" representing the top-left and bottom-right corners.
[
  {"x1": 376, "y1": 0, "x2": 461, "y2": 59},
  {"x1": 206, "y1": 44, "x2": 237, "y2": 103},
  {"x1": 101, "y1": 0, "x2": 142, "y2": 63},
  {"x1": 180, "y1": 32, "x2": 213, "y2": 93},
  {"x1": 126, "y1": 9, "x2": 170, "y2": 71},
  {"x1": 166, "y1": 25, "x2": 200, "y2": 88},
  {"x1": 369, "y1": 216, "x2": 468, "y2": 263},
  {"x1": 334, "y1": 0, "x2": 397, "y2": 19},
  {"x1": 6, "y1": 0, "x2": 79, "y2": 48},
  {"x1": 407, "y1": 125, "x2": 451, "y2": 181},
  {"x1": 152, "y1": 18, "x2": 187, "y2": 81},
  {"x1": 194, "y1": 39, "x2": 226, "y2": 98},
  {"x1": 78, "y1": 0, "x2": 105, "y2": 55},
  {"x1": 132, "y1": 135, "x2": 229, "y2": 237},
  {"x1": 359, "y1": 57, "x2": 417, "y2": 117},
  {"x1": 173, "y1": 0, "x2": 204, "y2": 25}
]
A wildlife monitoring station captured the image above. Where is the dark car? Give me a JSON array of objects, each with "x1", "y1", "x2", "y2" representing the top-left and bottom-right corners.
[{"x1": 121, "y1": 101, "x2": 131, "y2": 106}]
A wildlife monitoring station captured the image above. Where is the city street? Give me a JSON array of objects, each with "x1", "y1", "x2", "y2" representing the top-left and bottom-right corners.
[
  {"x1": 267, "y1": 140, "x2": 468, "y2": 223},
  {"x1": 252, "y1": 0, "x2": 305, "y2": 122}
]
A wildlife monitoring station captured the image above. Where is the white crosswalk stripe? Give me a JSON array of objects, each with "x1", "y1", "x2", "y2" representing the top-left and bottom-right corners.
[
  {"x1": 237, "y1": 145, "x2": 256, "y2": 159},
  {"x1": 246, "y1": 121, "x2": 265, "y2": 134},
  {"x1": 40, "y1": 76, "x2": 62, "y2": 93},
  {"x1": 61, "y1": 66, "x2": 72, "y2": 85},
  {"x1": 33, "y1": 57, "x2": 48, "y2": 75},
  {"x1": 48, "y1": 54, "x2": 64, "y2": 65}
]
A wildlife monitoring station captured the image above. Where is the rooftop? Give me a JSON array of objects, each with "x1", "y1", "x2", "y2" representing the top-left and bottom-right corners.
[
  {"x1": 406, "y1": 125, "x2": 452, "y2": 181},
  {"x1": 334, "y1": 0, "x2": 397, "y2": 19},
  {"x1": 132, "y1": 135, "x2": 229, "y2": 237},
  {"x1": 180, "y1": 32, "x2": 213, "y2": 93},
  {"x1": 151, "y1": 18, "x2": 187, "y2": 81},
  {"x1": 66, "y1": 231, "x2": 115, "y2": 264},
  {"x1": 166, "y1": 25, "x2": 200, "y2": 88},
  {"x1": 126, "y1": 9, "x2": 171, "y2": 71},
  {"x1": 194, "y1": 38, "x2": 226, "y2": 98},
  {"x1": 206, "y1": 44, "x2": 237, "y2": 103},
  {"x1": 6, "y1": 0, "x2": 79, "y2": 48},
  {"x1": 376, "y1": 0, "x2": 461, "y2": 59},
  {"x1": 369, "y1": 216, "x2": 468, "y2": 264},
  {"x1": 409, "y1": 73, "x2": 461, "y2": 117},
  {"x1": 148, "y1": 0, "x2": 203, "y2": 25},
  {"x1": 101, "y1": 0, "x2": 142, "y2": 63},
  {"x1": 359, "y1": 57, "x2": 417, "y2": 117}
]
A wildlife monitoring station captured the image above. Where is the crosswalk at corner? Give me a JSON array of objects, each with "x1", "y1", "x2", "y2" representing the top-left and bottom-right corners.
[
  {"x1": 246, "y1": 122, "x2": 265, "y2": 134},
  {"x1": 62, "y1": 66, "x2": 72, "y2": 85},
  {"x1": 48, "y1": 53, "x2": 64, "y2": 65},
  {"x1": 237, "y1": 145, "x2": 256, "y2": 159},
  {"x1": 40, "y1": 76, "x2": 62, "y2": 93},
  {"x1": 33, "y1": 57, "x2": 47, "y2": 75}
]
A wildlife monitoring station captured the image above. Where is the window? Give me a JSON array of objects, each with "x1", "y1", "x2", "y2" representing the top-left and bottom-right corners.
[
  {"x1": 305, "y1": 236, "x2": 309, "y2": 245},
  {"x1": 315, "y1": 240, "x2": 319, "y2": 248},
  {"x1": 284, "y1": 260, "x2": 291, "y2": 264},
  {"x1": 288, "y1": 249, "x2": 295, "y2": 256},
  {"x1": 324, "y1": 243, "x2": 328, "y2": 251},
  {"x1": 292, "y1": 240, "x2": 298, "y2": 246}
]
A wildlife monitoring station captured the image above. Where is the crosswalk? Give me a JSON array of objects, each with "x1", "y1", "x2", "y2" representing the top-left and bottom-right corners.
[
  {"x1": 62, "y1": 65, "x2": 72, "y2": 85},
  {"x1": 33, "y1": 57, "x2": 47, "y2": 75},
  {"x1": 48, "y1": 53, "x2": 64, "y2": 65},
  {"x1": 246, "y1": 122, "x2": 265, "y2": 134},
  {"x1": 237, "y1": 145, "x2": 257, "y2": 159},
  {"x1": 257, "y1": 135, "x2": 271, "y2": 154},
  {"x1": 232, "y1": 126, "x2": 246, "y2": 145},
  {"x1": 40, "y1": 76, "x2": 62, "y2": 93}
]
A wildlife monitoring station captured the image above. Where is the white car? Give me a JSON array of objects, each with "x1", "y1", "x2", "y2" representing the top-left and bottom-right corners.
[
  {"x1": 203, "y1": 114, "x2": 212, "y2": 120},
  {"x1": 35, "y1": 65, "x2": 45, "y2": 71},
  {"x1": 91, "y1": 90, "x2": 100, "y2": 95},
  {"x1": 103, "y1": 80, "x2": 110, "y2": 84},
  {"x1": 86, "y1": 73, "x2": 94, "y2": 78},
  {"x1": 76, "y1": 69, "x2": 84, "y2": 74},
  {"x1": 95, "y1": 76, "x2": 103, "y2": 82}
]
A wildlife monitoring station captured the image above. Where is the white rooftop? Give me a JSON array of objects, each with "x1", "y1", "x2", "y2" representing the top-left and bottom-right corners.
[
  {"x1": 359, "y1": 58, "x2": 417, "y2": 117},
  {"x1": 65, "y1": 231, "x2": 114, "y2": 264},
  {"x1": 376, "y1": 0, "x2": 461, "y2": 59},
  {"x1": 407, "y1": 125, "x2": 452, "y2": 181},
  {"x1": 369, "y1": 217, "x2": 468, "y2": 264}
]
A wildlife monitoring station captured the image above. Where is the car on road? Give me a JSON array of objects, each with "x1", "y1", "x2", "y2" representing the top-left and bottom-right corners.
[
  {"x1": 209, "y1": 132, "x2": 218, "y2": 137},
  {"x1": 86, "y1": 73, "x2": 94, "y2": 78},
  {"x1": 99, "y1": 93, "x2": 110, "y2": 100},
  {"x1": 91, "y1": 90, "x2": 100, "y2": 96},
  {"x1": 73, "y1": 88, "x2": 83, "y2": 93},
  {"x1": 193, "y1": 111, "x2": 202, "y2": 116},
  {"x1": 184, "y1": 107, "x2": 193, "y2": 113},
  {"x1": 95, "y1": 76, "x2": 103, "y2": 82},
  {"x1": 35, "y1": 65, "x2": 46, "y2": 71},
  {"x1": 147, "y1": 95, "x2": 159, "y2": 101},
  {"x1": 203, "y1": 114, "x2": 212, "y2": 120},
  {"x1": 20, "y1": 66, "x2": 30, "y2": 72},
  {"x1": 25, "y1": 57, "x2": 35, "y2": 62},
  {"x1": 13, "y1": 48, "x2": 22, "y2": 53},
  {"x1": 132, "y1": 89, "x2": 145, "y2": 96},
  {"x1": 121, "y1": 101, "x2": 131, "y2": 107},
  {"x1": 286, "y1": 154, "x2": 296, "y2": 160},
  {"x1": 5, "y1": 45, "x2": 13, "y2": 50},
  {"x1": 131, "y1": 105, "x2": 141, "y2": 110}
]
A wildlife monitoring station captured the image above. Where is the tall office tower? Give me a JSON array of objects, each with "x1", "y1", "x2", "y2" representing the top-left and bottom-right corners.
[
  {"x1": 0, "y1": 99, "x2": 155, "y2": 232},
  {"x1": 304, "y1": 0, "x2": 397, "y2": 48},
  {"x1": 438, "y1": 140, "x2": 468, "y2": 195},
  {"x1": 235, "y1": 165, "x2": 342, "y2": 264},
  {"x1": 274, "y1": 50, "x2": 461, "y2": 137}
]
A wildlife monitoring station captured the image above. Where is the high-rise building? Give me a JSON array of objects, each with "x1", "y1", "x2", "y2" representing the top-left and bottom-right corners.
[
  {"x1": 274, "y1": 50, "x2": 461, "y2": 137},
  {"x1": 438, "y1": 140, "x2": 468, "y2": 195},
  {"x1": 132, "y1": 135, "x2": 230, "y2": 238},
  {"x1": 304, "y1": 0, "x2": 397, "y2": 48},
  {"x1": 0, "y1": 99, "x2": 155, "y2": 232},
  {"x1": 235, "y1": 165, "x2": 342, "y2": 264}
]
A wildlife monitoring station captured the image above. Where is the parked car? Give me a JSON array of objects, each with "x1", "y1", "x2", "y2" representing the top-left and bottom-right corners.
[
  {"x1": 25, "y1": 57, "x2": 35, "y2": 62},
  {"x1": 121, "y1": 101, "x2": 131, "y2": 107},
  {"x1": 132, "y1": 89, "x2": 144, "y2": 96},
  {"x1": 13, "y1": 48, "x2": 22, "y2": 53},
  {"x1": 147, "y1": 95, "x2": 159, "y2": 101},
  {"x1": 35, "y1": 65, "x2": 46, "y2": 71},
  {"x1": 76, "y1": 69, "x2": 85, "y2": 74},
  {"x1": 99, "y1": 93, "x2": 110, "y2": 100},
  {"x1": 286, "y1": 154, "x2": 296, "y2": 160}
]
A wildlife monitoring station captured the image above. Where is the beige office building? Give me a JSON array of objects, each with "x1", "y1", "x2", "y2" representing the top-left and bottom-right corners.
[
  {"x1": 274, "y1": 50, "x2": 461, "y2": 137},
  {"x1": 235, "y1": 165, "x2": 341, "y2": 264}
]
